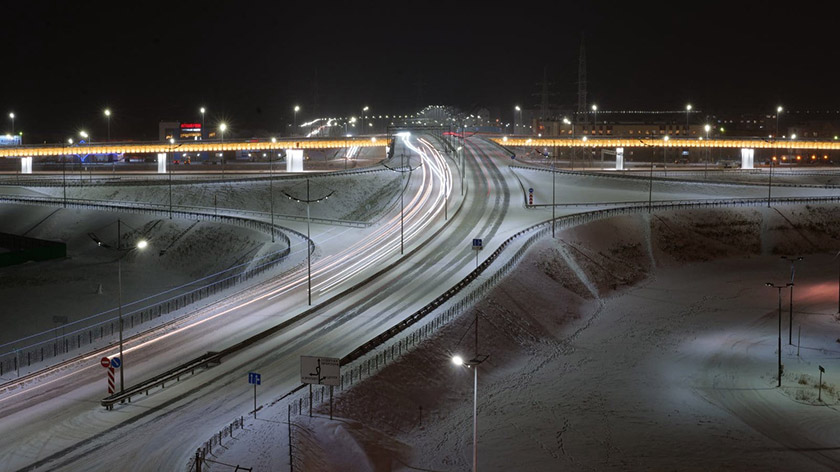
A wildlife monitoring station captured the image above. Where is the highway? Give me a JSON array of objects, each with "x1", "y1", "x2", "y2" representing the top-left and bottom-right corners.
[
  {"x1": 7, "y1": 132, "x2": 840, "y2": 471},
  {"x1": 0, "y1": 134, "x2": 542, "y2": 471}
]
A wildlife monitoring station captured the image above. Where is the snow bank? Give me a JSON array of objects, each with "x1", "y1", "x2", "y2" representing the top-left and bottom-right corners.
[{"x1": 232, "y1": 204, "x2": 840, "y2": 471}]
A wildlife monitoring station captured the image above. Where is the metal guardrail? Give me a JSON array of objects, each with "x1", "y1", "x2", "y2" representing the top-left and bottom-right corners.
[
  {"x1": 337, "y1": 194, "x2": 840, "y2": 368},
  {"x1": 102, "y1": 351, "x2": 223, "y2": 409},
  {"x1": 0, "y1": 196, "x2": 307, "y2": 381},
  {"x1": 509, "y1": 163, "x2": 840, "y2": 189}
]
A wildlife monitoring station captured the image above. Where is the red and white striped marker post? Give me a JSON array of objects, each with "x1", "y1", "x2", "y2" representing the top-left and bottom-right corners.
[{"x1": 100, "y1": 357, "x2": 114, "y2": 394}]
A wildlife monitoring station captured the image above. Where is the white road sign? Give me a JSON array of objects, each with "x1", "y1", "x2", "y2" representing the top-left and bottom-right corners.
[{"x1": 300, "y1": 356, "x2": 340, "y2": 386}]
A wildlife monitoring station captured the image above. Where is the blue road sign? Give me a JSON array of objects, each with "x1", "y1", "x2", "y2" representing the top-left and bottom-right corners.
[
  {"x1": 472, "y1": 238, "x2": 482, "y2": 249},
  {"x1": 248, "y1": 372, "x2": 261, "y2": 385},
  {"x1": 528, "y1": 188, "x2": 534, "y2": 194},
  {"x1": 110, "y1": 357, "x2": 121, "y2": 369}
]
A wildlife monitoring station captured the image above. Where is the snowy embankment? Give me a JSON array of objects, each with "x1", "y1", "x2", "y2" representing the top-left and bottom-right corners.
[
  {"x1": 0, "y1": 169, "x2": 402, "y2": 350},
  {"x1": 217, "y1": 204, "x2": 840, "y2": 471},
  {"x1": 0, "y1": 203, "x2": 288, "y2": 347}
]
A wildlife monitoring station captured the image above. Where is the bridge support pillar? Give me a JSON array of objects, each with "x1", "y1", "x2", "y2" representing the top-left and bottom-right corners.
[
  {"x1": 157, "y1": 153, "x2": 167, "y2": 173},
  {"x1": 286, "y1": 149, "x2": 303, "y2": 172},
  {"x1": 21, "y1": 156, "x2": 32, "y2": 174},
  {"x1": 615, "y1": 147, "x2": 624, "y2": 170},
  {"x1": 740, "y1": 148, "x2": 755, "y2": 169}
]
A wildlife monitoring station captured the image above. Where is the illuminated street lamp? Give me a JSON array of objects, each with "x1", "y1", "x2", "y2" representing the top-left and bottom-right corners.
[
  {"x1": 451, "y1": 309, "x2": 488, "y2": 472},
  {"x1": 766, "y1": 282, "x2": 793, "y2": 387},
  {"x1": 200, "y1": 107, "x2": 206, "y2": 139},
  {"x1": 8, "y1": 112, "x2": 14, "y2": 135},
  {"x1": 80, "y1": 130, "x2": 90, "y2": 143},
  {"x1": 776, "y1": 106, "x2": 783, "y2": 138},
  {"x1": 591, "y1": 104, "x2": 598, "y2": 135},
  {"x1": 663, "y1": 135, "x2": 670, "y2": 176},
  {"x1": 293, "y1": 105, "x2": 300, "y2": 134},
  {"x1": 515, "y1": 105, "x2": 521, "y2": 134},
  {"x1": 361, "y1": 106, "x2": 369, "y2": 134},
  {"x1": 104, "y1": 109, "x2": 111, "y2": 142},
  {"x1": 92, "y1": 223, "x2": 148, "y2": 396},
  {"x1": 685, "y1": 104, "x2": 692, "y2": 133}
]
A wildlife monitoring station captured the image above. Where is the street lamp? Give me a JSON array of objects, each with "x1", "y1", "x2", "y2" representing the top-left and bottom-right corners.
[
  {"x1": 168, "y1": 138, "x2": 175, "y2": 218},
  {"x1": 200, "y1": 107, "x2": 206, "y2": 139},
  {"x1": 775, "y1": 106, "x2": 783, "y2": 138},
  {"x1": 685, "y1": 104, "x2": 692, "y2": 133},
  {"x1": 80, "y1": 130, "x2": 90, "y2": 144},
  {"x1": 663, "y1": 135, "x2": 670, "y2": 176},
  {"x1": 104, "y1": 109, "x2": 111, "y2": 142},
  {"x1": 361, "y1": 106, "x2": 369, "y2": 134},
  {"x1": 591, "y1": 104, "x2": 597, "y2": 135},
  {"x1": 8, "y1": 112, "x2": 14, "y2": 135},
  {"x1": 451, "y1": 309, "x2": 488, "y2": 472},
  {"x1": 293, "y1": 105, "x2": 300, "y2": 134},
  {"x1": 269, "y1": 137, "x2": 276, "y2": 242},
  {"x1": 781, "y1": 256, "x2": 803, "y2": 345},
  {"x1": 514, "y1": 106, "x2": 521, "y2": 134},
  {"x1": 766, "y1": 282, "x2": 793, "y2": 387},
  {"x1": 93, "y1": 223, "x2": 148, "y2": 395}
]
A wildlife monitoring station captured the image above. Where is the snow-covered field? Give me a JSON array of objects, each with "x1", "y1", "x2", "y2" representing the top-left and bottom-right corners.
[
  {"x1": 216, "y1": 204, "x2": 840, "y2": 471},
  {"x1": 0, "y1": 203, "x2": 289, "y2": 346}
]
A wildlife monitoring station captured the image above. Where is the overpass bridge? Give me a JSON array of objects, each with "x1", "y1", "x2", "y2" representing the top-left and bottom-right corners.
[
  {"x1": 492, "y1": 136, "x2": 840, "y2": 170},
  {"x1": 493, "y1": 136, "x2": 840, "y2": 151},
  {"x1": 0, "y1": 136, "x2": 386, "y2": 158}
]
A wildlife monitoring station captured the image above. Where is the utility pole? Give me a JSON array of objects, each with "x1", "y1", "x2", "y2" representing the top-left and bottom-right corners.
[{"x1": 283, "y1": 179, "x2": 333, "y2": 305}]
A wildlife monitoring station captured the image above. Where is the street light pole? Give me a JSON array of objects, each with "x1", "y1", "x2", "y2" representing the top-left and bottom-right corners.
[
  {"x1": 169, "y1": 138, "x2": 175, "y2": 219},
  {"x1": 451, "y1": 309, "x2": 488, "y2": 472},
  {"x1": 293, "y1": 105, "x2": 300, "y2": 135},
  {"x1": 283, "y1": 179, "x2": 333, "y2": 306},
  {"x1": 685, "y1": 104, "x2": 692, "y2": 133},
  {"x1": 781, "y1": 256, "x2": 803, "y2": 345},
  {"x1": 766, "y1": 282, "x2": 793, "y2": 387},
  {"x1": 104, "y1": 109, "x2": 111, "y2": 142},
  {"x1": 9, "y1": 112, "x2": 14, "y2": 135},
  {"x1": 94, "y1": 224, "x2": 148, "y2": 395},
  {"x1": 383, "y1": 136, "x2": 422, "y2": 255},
  {"x1": 270, "y1": 138, "x2": 276, "y2": 243},
  {"x1": 200, "y1": 107, "x2": 206, "y2": 139},
  {"x1": 776, "y1": 106, "x2": 783, "y2": 138},
  {"x1": 552, "y1": 148, "x2": 556, "y2": 237}
]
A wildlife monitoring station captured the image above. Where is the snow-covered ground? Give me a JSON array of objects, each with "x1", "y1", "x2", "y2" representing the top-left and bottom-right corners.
[
  {"x1": 215, "y1": 204, "x2": 840, "y2": 471},
  {"x1": 0, "y1": 204, "x2": 290, "y2": 347}
]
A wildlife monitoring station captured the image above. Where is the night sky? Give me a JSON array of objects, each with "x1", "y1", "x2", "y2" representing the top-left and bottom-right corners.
[{"x1": 2, "y1": 2, "x2": 839, "y2": 142}]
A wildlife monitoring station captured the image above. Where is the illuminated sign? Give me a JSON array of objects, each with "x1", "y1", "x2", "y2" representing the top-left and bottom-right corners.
[
  {"x1": 179, "y1": 122, "x2": 202, "y2": 140},
  {"x1": 0, "y1": 135, "x2": 22, "y2": 146}
]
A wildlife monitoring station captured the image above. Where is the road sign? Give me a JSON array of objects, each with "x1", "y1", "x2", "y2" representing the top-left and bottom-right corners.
[
  {"x1": 820, "y1": 365, "x2": 825, "y2": 373},
  {"x1": 248, "y1": 372, "x2": 261, "y2": 385},
  {"x1": 472, "y1": 238, "x2": 483, "y2": 250},
  {"x1": 528, "y1": 188, "x2": 534, "y2": 194},
  {"x1": 110, "y1": 357, "x2": 121, "y2": 369},
  {"x1": 100, "y1": 357, "x2": 110, "y2": 368},
  {"x1": 300, "y1": 356, "x2": 340, "y2": 386}
]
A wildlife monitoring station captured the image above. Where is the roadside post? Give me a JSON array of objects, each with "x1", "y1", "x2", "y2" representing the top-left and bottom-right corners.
[
  {"x1": 819, "y1": 366, "x2": 825, "y2": 402},
  {"x1": 472, "y1": 238, "x2": 483, "y2": 269},
  {"x1": 248, "y1": 372, "x2": 261, "y2": 418}
]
